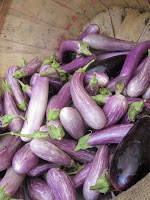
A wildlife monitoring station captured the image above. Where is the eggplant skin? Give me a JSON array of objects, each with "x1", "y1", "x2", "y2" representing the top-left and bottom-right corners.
[{"x1": 110, "y1": 116, "x2": 150, "y2": 191}]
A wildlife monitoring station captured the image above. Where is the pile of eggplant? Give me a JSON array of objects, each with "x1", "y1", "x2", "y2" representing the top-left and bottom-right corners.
[{"x1": 0, "y1": 24, "x2": 150, "y2": 200}]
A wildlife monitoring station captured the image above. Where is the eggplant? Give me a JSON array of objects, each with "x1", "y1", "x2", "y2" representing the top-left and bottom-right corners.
[
  {"x1": 39, "y1": 65, "x2": 60, "y2": 80},
  {"x1": 85, "y1": 83, "x2": 99, "y2": 96},
  {"x1": 142, "y1": 82, "x2": 150, "y2": 99},
  {"x1": 30, "y1": 73, "x2": 39, "y2": 87},
  {"x1": 60, "y1": 107, "x2": 85, "y2": 140},
  {"x1": 12, "y1": 186, "x2": 25, "y2": 200},
  {"x1": 74, "y1": 124, "x2": 133, "y2": 151},
  {"x1": 0, "y1": 89, "x2": 6, "y2": 134},
  {"x1": 16, "y1": 78, "x2": 32, "y2": 98},
  {"x1": 110, "y1": 116, "x2": 150, "y2": 191},
  {"x1": 46, "y1": 168, "x2": 76, "y2": 200},
  {"x1": 83, "y1": 34, "x2": 134, "y2": 51},
  {"x1": 132, "y1": 56, "x2": 148, "y2": 77},
  {"x1": 28, "y1": 178, "x2": 54, "y2": 200},
  {"x1": 12, "y1": 142, "x2": 39, "y2": 174},
  {"x1": 86, "y1": 55, "x2": 127, "y2": 78},
  {"x1": 77, "y1": 24, "x2": 100, "y2": 41},
  {"x1": 96, "y1": 51, "x2": 129, "y2": 61}
]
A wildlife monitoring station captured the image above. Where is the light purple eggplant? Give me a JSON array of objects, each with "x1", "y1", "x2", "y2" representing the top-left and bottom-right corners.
[
  {"x1": 58, "y1": 39, "x2": 91, "y2": 62},
  {"x1": 47, "y1": 138, "x2": 95, "y2": 163},
  {"x1": 6, "y1": 65, "x2": 27, "y2": 111},
  {"x1": 72, "y1": 162, "x2": 91, "y2": 188},
  {"x1": 46, "y1": 168, "x2": 76, "y2": 200},
  {"x1": 142, "y1": 82, "x2": 150, "y2": 99},
  {"x1": 84, "y1": 72, "x2": 109, "y2": 87},
  {"x1": 126, "y1": 52, "x2": 150, "y2": 97},
  {"x1": 103, "y1": 94, "x2": 128, "y2": 127},
  {"x1": 12, "y1": 142, "x2": 39, "y2": 174},
  {"x1": 70, "y1": 69, "x2": 106, "y2": 130},
  {"x1": 30, "y1": 138, "x2": 72, "y2": 166},
  {"x1": 0, "y1": 166, "x2": 25, "y2": 196},
  {"x1": 96, "y1": 51, "x2": 129, "y2": 61},
  {"x1": 28, "y1": 178, "x2": 54, "y2": 200},
  {"x1": 46, "y1": 95, "x2": 57, "y2": 117},
  {"x1": 106, "y1": 75, "x2": 119, "y2": 92},
  {"x1": 3, "y1": 81, "x2": 24, "y2": 132},
  {"x1": 60, "y1": 54, "x2": 96, "y2": 73},
  {"x1": 39, "y1": 124, "x2": 48, "y2": 132},
  {"x1": 27, "y1": 162, "x2": 56, "y2": 177},
  {"x1": 49, "y1": 79, "x2": 63, "y2": 91},
  {"x1": 132, "y1": 56, "x2": 148, "y2": 77},
  {"x1": 16, "y1": 78, "x2": 32, "y2": 98},
  {"x1": 0, "y1": 135, "x2": 21, "y2": 172},
  {"x1": 74, "y1": 124, "x2": 134, "y2": 151},
  {"x1": 60, "y1": 107, "x2": 85, "y2": 140},
  {"x1": 14, "y1": 59, "x2": 42, "y2": 79},
  {"x1": 83, "y1": 145, "x2": 109, "y2": 200},
  {"x1": 83, "y1": 34, "x2": 134, "y2": 51},
  {"x1": 39, "y1": 64, "x2": 60, "y2": 81},
  {"x1": 30, "y1": 73, "x2": 39, "y2": 87},
  {"x1": 12, "y1": 186, "x2": 25, "y2": 200},
  {"x1": 20, "y1": 75, "x2": 49, "y2": 142},
  {"x1": 77, "y1": 24, "x2": 100, "y2": 41}
]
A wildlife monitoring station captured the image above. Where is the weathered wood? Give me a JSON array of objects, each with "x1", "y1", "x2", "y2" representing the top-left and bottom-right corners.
[{"x1": 138, "y1": 18, "x2": 150, "y2": 42}]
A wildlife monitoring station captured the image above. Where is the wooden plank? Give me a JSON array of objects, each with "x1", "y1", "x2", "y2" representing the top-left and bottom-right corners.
[
  {"x1": 125, "y1": 0, "x2": 141, "y2": 9},
  {"x1": 138, "y1": 0, "x2": 150, "y2": 11},
  {"x1": 116, "y1": 9, "x2": 150, "y2": 42},
  {"x1": 100, "y1": 0, "x2": 128, "y2": 8},
  {"x1": 138, "y1": 19, "x2": 150, "y2": 42},
  {"x1": 82, "y1": 9, "x2": 114, "y2": 37}
]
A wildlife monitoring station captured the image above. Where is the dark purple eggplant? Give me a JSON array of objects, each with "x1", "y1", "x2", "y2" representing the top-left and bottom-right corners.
[
  {"x1": 12, "y1": 142, "x2": 39, "y2": 174},
  {"x1": 14, "y1": 59, "x2": 42, "y2": 79},
  {"x1": 77, "y1": 24, "x2": 100, "y2": 41},
  {"x1": 96, "y1": 51, "x2": 129, "y2": 61},
  {"x1": 86, "y1": 55, "x2": 127, "y2": 78},
  {"x1": 74, "y1": 124, "x2": 133, "y2": 151},
  {"x1": 6, "y1": 65, "x2": 27, "y2": 111},
  {"x1": 46, "y1": 168, "x2": 76, "y2": 200},
  {"x1": 110, "y1": 116, "x2": 150, "y2": 191},
  {"x1": 83, "y1": 145, "x2": 109, "y2": 200},
  {"x1": 30, "y1": 73, "x2": 39, "y2": 87},
  {"x1": 47, "y1": 138, "x2": 95, "y2": 163},
  {"x1": 83, "y1": 34, "x2": 134, "y2": 51},
  {"x1": 12, "y1": 186, "x2": 25, "y2": 200},
  {"x1": 28, "y1": 178, "x2": 54, "y2": 200},
  {"x1": 85, "y1": 83, "x2": 99, "y2": 96}
]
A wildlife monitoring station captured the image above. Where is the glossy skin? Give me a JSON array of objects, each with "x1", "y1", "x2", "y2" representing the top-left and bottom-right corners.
[
  {"x1": 46, "y1": 168, "x2": 76, "y2": 200},
  {"x1": 110, "y1": 116, "x2": 150, "y2": 191},
  {"x1": 96, "y1": 51, "x2": 129, "y2": 61}
]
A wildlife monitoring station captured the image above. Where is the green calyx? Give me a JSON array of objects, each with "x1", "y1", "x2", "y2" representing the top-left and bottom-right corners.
[
  {"x1": 56, "y1": 69, "x2": 67, "y2": 82},
  {"x1": 17, "y1": 98, "x2": 27, "y2": 111},
  {"x1": 42, "y1": 55, "x2": 57, "y2": 67},
  {"x1": 68, "y1": 163, "x2": 85, "y2": 175},
  {"x1": 92, "y1": 94, "x2": 109, "y2": 106},
  {"x1": 47, "y1": 109, "x2": 60, "y2": 122},
  {"x1": 99, "y1": 88, "x2": 111, "y2": 95},
  {"x1": 2, "y1": 80, "x2": 13, "y2": 94},
  {"x1": 89, "y1": 74, "x2": 98, "y2": 90},
  {"x1": 148, "y1": 49, "x2": 150, "y2": 56},
  {"x1": 15, "y1": 77, "x2": 31, "y2": 93},
  {"x1": 78, "y1": 41, "x2": 92, "y2": 56},
  {"x1": 0, "y1": 185, "x2": 11, "y2": 200},
  {"x1": 52, "y1": 59, "x2": 61, "y2": 70},
  {"x1": 115, "y1": 76, "x2": 125, "y2": 94},
  {"x1": 90, "y1": 170, "x2": 111, "y2": 194},
  {"x1": 0, "y1": 114, "x2": 26, "y2": 128},
  {"x1": 128, "y1": 100, "x2": 146, "y2": 122},
  {"x1": 14, "y1": 71, "x2": 27, "y2": 79},
  {"x1": 77, "y1": 59, "x2": 95, "y2": 73},
  {"x1": 21, "y1": 58, "x2": 26, "y2": 67},
  {"x1": 74, "y1": 134, "x2": 93, "y2": 152},
  {"x1": 47, "y1": 124, "x2": 65, "y2": 140}
]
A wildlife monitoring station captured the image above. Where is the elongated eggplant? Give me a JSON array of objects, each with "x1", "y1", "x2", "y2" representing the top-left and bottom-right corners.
[
  {"x1": 6, "y1": 66, "x2": 27, "y2": 111},
  {"x1": 46, "y1": 168, "x2": 76, "y2": 200},
  {"x1": 39, "y1": 65, "x2": 60, "y2": 80},
  {"x1": 28, "y1": 178, "x2": 54, "y2": 200},
  {"x1": 14, "y1": 59, "x2": 42, "y2": 79},
  {"x1": 12, "y1": 142, "x2": 39, "y2": 174},
  {"x1": 60, "y1": 107, "x2": 85, "y2": 140},
  {"x1": 12, "y1": 186, "x2": 25, "y2": 200},
  {"x1": 83, "y1": 34, "x2": 134, "y2": 51},
  {"x1": 47, "y1": 138, "x2": 95, "y2": 163},
  {"x1": 142, "y1": 82, "x2": 150, "y2": 99},
  {"x1": 0, "y1": 90, "x2": 6, "y2": 134},
  {"x1": 30, "y1": 73, "x2": 39, "y2": 87},
  {"x1": 74, "y1": 124, "x2": 133, "y2": 151},
  {"x1": 77, "y1": 24, "x2": 100, "y2": 41},
  {"x1": 96, "y1": 51, "x2": 129, "y2": 61},
  {"x1": 16, "y1": 78, "x2": 32, "y2": 98},
  {"x1": 86, "y1": 55, "x2": 127, "y2": 78},
  {"x1": 110, "y1": 116, "x2": 150, "y2": 191},
  {"x1": 83, "y1": 145, "x2": 109, "y2": 200},
  {"x1": 30, "y1": 138, "x2": 73, "y2": 166},
  {"x1": 132, "y1": 56, "x2": 148, "y2": 77}
]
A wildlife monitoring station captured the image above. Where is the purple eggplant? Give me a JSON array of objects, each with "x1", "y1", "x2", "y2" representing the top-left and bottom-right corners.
[
  {"x1": 30, "y1": 138, "x2": 73, "y2": 166},
  {"x1": 20, "y1": 75, "x2": 49, "y2": 142},
  {"x1": 58, "y1": 39, "x2": 91, "y2": 62},
  {"x1": 126, "y1": 51, "x2": 150, "y2": 97},
  {"x1": 84, "y1": 72, "x2": 109, "y2": 88},
  {"x1": 96, "y1": 51, "x2": 129, "y2": 61},
  {"x1": 49, "y1": 79, "x2": 63, "y2": 91},
  {"x1": 103, "y1": 94, "x2": 128, "y2": 127},
  {"x1": 0, "y1": 166, "x2": 25, "y2": 197},
  {"x1": 12, "y1": 142, "x2": 39, "y2": 174},
  {"x1": 0, "y1": 89, "x2": 6, "y2": 134},
  {"x1": 16, "y1": 78, "x2": 32, "y2": 98},
  {"x1": 83, "y1": 34, "x2": 134, "y2": 51},
  {"x1": 142, "y1": 82, "x2": 150, "y2": 99},
  {"x1": 60, "y1": 54, "x2": 96, "y2": 73},
  {"x1": 72, "y1": 162, "x2": 91, "y2": 188},
  {"x1": 46, "y1": 95, "x2": 57, "y2": 116},
  {"x1": 74, "y1": 124, "x2": 133, "y2": 151},
  {"x1": 14, "y1": 59, "x2": 42, "y2": 79},
  {"x1": 60, "y1": 107, "x2": 85, "y2": 140},
  {"x1": 106, "y1": 75, "x2": 119, "y2": 92},
  {"x1": 110, "y1": 116, "x2": 150, "y2": 191},
  {"x1": 3, "y1": 81, "x2": 23, "y2": 132},
  {"x1": 85, "y1": 83, "x2": 99, "y2": 96},
  {"x1": 27, "y1": 162, "x2": 56, "y2": 177},
  {"x1": 47, "y1": 138, "x2": 95, "y2": 163},
  {"x1": 12, "y1": 186, "x2": 25, "y2": 200},
  {"x1": 30, "y1": 73, "x2": 39, "y2": 87},
  {"x1": 46, "y1": 168, "x2": 76, "y2": 200},
  {"x1": 132, "y1": 56, "x2": 148, "y2": 77},
  {"x1": 83, "y1": 145, "x2": 109, "y2": 200},
  {"x1": 77, "y1": 24, "x2": 100, "y2": 41},
  {"x1": 28, "y1": 178, "x2": 54, "y2": 200},
  {"x1": 70, "y1": 65, "x2": 106, "y2": 130},
  {"x1": 6, "y1": 65, "x2": 27, "y2": 111}
]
